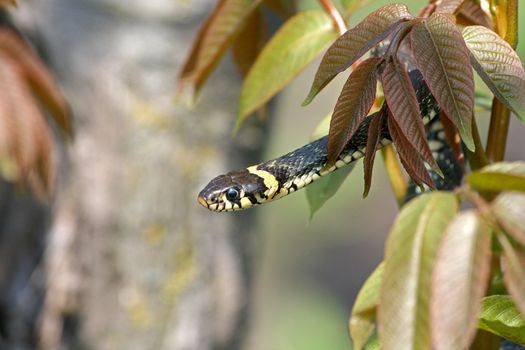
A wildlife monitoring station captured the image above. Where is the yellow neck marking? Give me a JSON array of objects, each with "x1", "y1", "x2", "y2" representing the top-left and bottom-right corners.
[{"x1": 247, "y1": 166, "x2": 280, "y2": 200}]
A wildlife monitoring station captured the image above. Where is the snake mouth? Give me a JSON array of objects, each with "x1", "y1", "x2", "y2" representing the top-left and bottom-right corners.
[{"x1": 197, "y1": 196, "x2": 209, "y2": 208}]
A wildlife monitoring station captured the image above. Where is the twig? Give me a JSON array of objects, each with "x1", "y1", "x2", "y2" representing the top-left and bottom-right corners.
[{"x1": 319, "y1": 0, "x2": 347, "y2": 34}]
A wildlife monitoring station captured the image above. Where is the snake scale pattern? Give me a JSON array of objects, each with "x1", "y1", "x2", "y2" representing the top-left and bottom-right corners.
[{"x1": 198, "y1": 69, "x2": 463, "y2": 212}]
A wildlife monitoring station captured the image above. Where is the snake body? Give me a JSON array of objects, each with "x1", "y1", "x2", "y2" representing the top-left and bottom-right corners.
[{"x1": 198, "y1": 70, "x2": 460, "y2": 212}]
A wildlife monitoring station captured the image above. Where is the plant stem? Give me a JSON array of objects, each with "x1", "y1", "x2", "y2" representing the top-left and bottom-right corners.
[
  {"x1": 467, "y1": 117, "x2": 489, "y2": 171},
  {"x1": 381, "y1": 145, "x2": 407, "y2": 207},
  {"x1": 486, "y1": 99, "x2": 511, "y2": 162},
  {"x1": 485, "y1": 0, "x2": 518, "y2": 163},
  {"x1": 319, "y1": 0, "x2": 347, "y2": 34}
]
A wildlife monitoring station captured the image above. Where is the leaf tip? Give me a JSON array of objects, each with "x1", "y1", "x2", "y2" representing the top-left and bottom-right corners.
[{"x1": 302, "y1": 89, "x2": 317, "y2": 106}]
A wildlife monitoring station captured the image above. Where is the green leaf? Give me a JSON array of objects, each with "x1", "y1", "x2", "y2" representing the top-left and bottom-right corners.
[
  {"x1": 478, "y1": 295, "x2": 525, "y2": 345},
  {"x1": 462, "y1": 25, "x2": 525, "y2": 124},
  {"x1": 410, "y1": 14, "x2": 475, "y2": 150},
  {"x1": 305, "y1": 161, "x2": 355, "y2": 218},
  {"x1": 493, "y1": 192, "x2": 525, "y2": 246},
  {"x1": 341, "y1": 0, "x2": 372, "y2": 18},
  {"x1": 382, "y1": 58, "x2": 440, "y2": 173},
  {"x1": 177, "y1": 0, "x2": 261, "y2": 95},
  {"x1": 468, "y1": 161, "x2": 525, "y2": 193},
  {"x1": 237, "y1": 10, "x2": 338, "y2": 128},
  {"x1": 431, "y1": 210, "x2": 492, "y2": 350},
  {"x1": 303, "y1": 3, "x2": 412, "y2": 105},
  {"x1": 350, "y1": 263, "x2": 383, "y2": 350},
  {"x1": 327, "y1": 57, "x2": 380, "y2": 166},
  {"x1": 363, "y1": 331, "x2": 380, "y2": 350},
  {"x1": 379, "y1": 192, "x2": 459, "y2": 350},
  {"x1": 499, "y1": 233, "x2": 525, "y2": 316}
]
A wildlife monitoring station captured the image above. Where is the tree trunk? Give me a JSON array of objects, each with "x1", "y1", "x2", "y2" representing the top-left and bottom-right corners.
[{"x1": 12, "y1": 1, "x2": 264, "y2": 349}]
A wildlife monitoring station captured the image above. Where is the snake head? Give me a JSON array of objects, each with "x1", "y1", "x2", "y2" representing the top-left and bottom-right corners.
[{"x1": 198, "y1": 169, "x2": 269, "y2": 212}]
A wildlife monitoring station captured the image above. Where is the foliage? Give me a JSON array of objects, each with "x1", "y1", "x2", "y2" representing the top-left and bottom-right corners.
[
  {"x1": 181, "y1": 0, "x2": 525, "y2": 348},
  {"x1": 0, "y1": 25, "x2": 71, "y2": 196}
]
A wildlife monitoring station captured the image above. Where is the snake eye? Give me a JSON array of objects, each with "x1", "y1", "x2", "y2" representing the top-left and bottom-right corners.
[{"x1": 226, "y1": 188, "x2": 240, "y2": 201}]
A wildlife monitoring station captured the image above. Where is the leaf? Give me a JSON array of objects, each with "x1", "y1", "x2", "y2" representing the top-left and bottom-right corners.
[
  {"x1": 387, "y1": 112, "x2": 434, "y2": 188},
  {"x1": 303, "y1": 3, "x2": 412, "y2": 105},
  {"x1": 0, "y1": 0, "x2": 16, "y2": 8},
  {"x1": 478, "y1": 295, "x2": 525, "y2": 345},
  {"x1": 305, "y1": 161, "x2": 355, "y2": 218},
  {"x1": 457, "y1": 0, "x2": 493, "y2": 29},
  {"x1": 263, "y1": 0, "x2": 294, "y2": 17},
  {"x1": 379, "y1": 192, "x2": 459, "y2": 350},
  {"x1": 237, "y1": 10, "x2": 338, "y2": 127},
  {"x1": 311, "y1": 114, "x2": 331, "y2": 140},
  {"x1": 326, "y1": 57, "x2": 380, "y2": 166},
  {"x1": 0, "y1": 55, "x2": 20, "y2": 181},
  {"x1": 363, "y1": 112, "x2": 383, "y2": 197},
  {"x1": 492, "y1": 192, "x2": 525, "y2": 246},
  {"x1": 435, "y1": 0, "x2": 466, "y2": 14},
  {"x1": 341, "y1": 0, "x2": 373, "y2": 17},
  {"x1": 0, "y1": 53, "x2": 55, "y2": 194},
  {"x1": 382, "y1": 58, "x2": 440, "y2": 173},
  {"x1": 468, "y1": 161, "x2": 525, "y2": 193},
  {"x1": 177, "y1": 0, "x2": 261, "y2": 94},
  {"x1": 0, "y1": 28, "x2": 72, "y2": 138},
  {"x1": 363, "y1": 331, "x2": 380, "y2": 350},
  {"x1": 350, "y1": 263, "x2": 383, "y2": 350},
  {"x1": 232, "y1": 8, "x2": 266, "y2": 76},
  {"x1": 462, "y1": 25, "x2": 525, "y2": 124},
  {"x1": 410, "y1": 14, "x2": 475, "y2": 150},
  {"x1": 431, "y1": 210, "x2": 492, "y2": 350},
  {"x1": 499, "y1": 233, "x2": 525, "y2": 316}
]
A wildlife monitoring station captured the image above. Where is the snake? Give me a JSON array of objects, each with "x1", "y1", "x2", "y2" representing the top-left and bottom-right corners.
[{"x1": 197, "y1": 69, "x2": 463, "y2": 212}]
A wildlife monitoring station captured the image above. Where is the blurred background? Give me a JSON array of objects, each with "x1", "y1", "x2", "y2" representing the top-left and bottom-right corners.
[{"x1": 0, "y1": 0, "x2": 524, "y2": 349}]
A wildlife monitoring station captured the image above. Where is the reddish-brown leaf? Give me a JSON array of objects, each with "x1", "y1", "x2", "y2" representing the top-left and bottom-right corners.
[
  {"x1": 0, "y1": 29, "x2": 72, "y2": 138},
  {"x1": 0, "y1": 55, "x2": 38, "y2": 173},
  {"x1": 388, "y1": 111, "x2": 435, "y2": 188},
  {"x1": 0, "y1": 55, "x2": 19, "y2": 177},
  {"x1": 382, "y1": 58, "x2": 440, "y2": 173},
  {"x1": 303, "y1": 3, "x2": 412, "y2": 105},
  {"x1": 431, "y1": 210, "x2": 492, "y2": 350},
  {"x1": 177, "y1": 0, "x2": 261, "y2": 94},
  {"x1": 0, "y1": 53, "x2": 55, "y2": 194},
  {"x1": 327, "y1": 57, "x2": 380, "y2": 165},
  {"x1": 499, "y1": 233, "x2": 525, "y2": 315},
  {"x1": 457, "y1": 0, "x2": 493, "y2": 29},
  {"x1": 0, "y1": 0, "x2": 16, "y2": 8},
  {"x1": 410, "y1": 14, "x2": 475, "y2": 150},
  {"x1": 363, "y1": 111, "x2": 383, "y2": 197},
  {"x1": 435, "y1": 0, "x2": 466, "y2": 14},
  {"x1": 232, "y1": 8, "x2": 266, "y2": 76}
]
